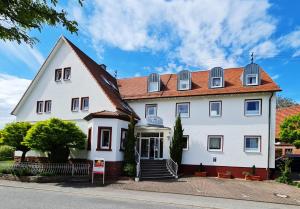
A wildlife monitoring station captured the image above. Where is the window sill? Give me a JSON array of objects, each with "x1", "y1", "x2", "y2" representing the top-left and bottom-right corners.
[
  {"x1": 55, "y1": 80, "x2": 62, "y2": 82},
  {"x1": 96, "y1": 148, "x2": 112, "y2": 151},
  {"x1": 208, "y1": 149, "x2": 223, "y2": 152},
  {"x1": 244, "y1": 114, "x2": 261, "y2": 117},
  {"x1": 244, "y1": 150, "x2": 260, "y2": 153}
]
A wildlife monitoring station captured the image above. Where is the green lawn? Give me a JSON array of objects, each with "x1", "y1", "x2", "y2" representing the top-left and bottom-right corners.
[{"x1": 0, "y1": 160, "x2": 14, "y2": 170}]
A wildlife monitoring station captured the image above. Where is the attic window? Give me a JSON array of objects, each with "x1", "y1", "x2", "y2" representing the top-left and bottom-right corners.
[
  {"x1": 246, "y1": 74, "x2": 258, "y2": 86},
  {"x1": 211, "y1": 77, "x2": 222, "y2": 88},
  {"x1": 148, "y1": 73, "x2": 160, "y2": 92},
  {"x1": 209, "y1": 67, "x2": 224, "y2": 88},
  {"x1": 243, "y1": 63, "x2": 261, "y2": 86},
  {"x1": 178, "y1": 70, "x2": 191, "y2": 90}
]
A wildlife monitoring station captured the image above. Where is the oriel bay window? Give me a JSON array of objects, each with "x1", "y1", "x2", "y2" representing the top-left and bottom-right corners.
[
  {"x1": 176, "y1": 102, "x2": 190, "y2": 118},
  {"x1": 245, "y1": 99, "x2": 261, "y2": 116},
  {"x1": 97, "y1": 127, "x2": 112, "y2": 151},
  {"x1": 71, "y1": 98, "x2": 79, "y2": 111},
  {"x1": 244, "y1": 136, "x2": 261, "y2": 153},
  {"x1": 208, "y1": 135, "x2": 223, "y2": 151}
]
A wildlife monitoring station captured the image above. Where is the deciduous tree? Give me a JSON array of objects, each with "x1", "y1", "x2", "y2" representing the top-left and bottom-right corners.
[{"x1": 280, "y1": 113, "x2": 300, "y2": 148}]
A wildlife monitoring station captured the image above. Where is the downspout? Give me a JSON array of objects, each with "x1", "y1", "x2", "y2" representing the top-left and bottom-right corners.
[{"x1": 267, "y1": 92, "x2": 274, "y2": 179}]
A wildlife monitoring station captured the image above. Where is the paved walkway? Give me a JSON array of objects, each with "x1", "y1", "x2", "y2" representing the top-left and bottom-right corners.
[{"x1": 106, "y1": 177, "x2": 300, "y2": 205}]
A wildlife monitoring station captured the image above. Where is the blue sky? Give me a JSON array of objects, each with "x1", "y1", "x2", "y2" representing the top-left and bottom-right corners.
[{"x1": 0, "y1": 0, "x2": 300, "y2": 126}]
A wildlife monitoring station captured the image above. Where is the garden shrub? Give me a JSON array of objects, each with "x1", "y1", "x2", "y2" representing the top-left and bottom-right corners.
[
  {"x1": 276, "y1": 159, "x2": 293, "y2": 185},
  {"x1": 0, "y1": 145, "x2": 15, "y2": 160},
  {"x1": 124, "y1": 163, "x2": 136, "y2": 177}
]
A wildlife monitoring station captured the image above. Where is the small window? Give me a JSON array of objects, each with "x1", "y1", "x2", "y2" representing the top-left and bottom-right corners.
[
  {"x1": 183, "y1": 135, "x2": 189, "y2": 150},
  {"x1": 210, "y1": 101, "x2": 221, "y2": 117},
  {"x1": 63, "y1": 67, "x2": 71, "y2": 80},
  {"x1": 285, "y1": 148, "x2": 293, "y2": 155},
  {"x1": 176, "y1": 102, "x2": 190, "y2": 118},
  {"x1": 178, "y1": 70, "x2": 191, "y2": 90},
  {"x1": 120, "y1": 128, "x2": 128, "y2": 151},
  {"x1": 87, "y1": 128, "x2": 92, "y2": 151},
  {"x1": 246, "y1": 74, "x2": 258, "y2": 86},
  {"x1": 71, "y1": 98, "x2": 79, "y2": 112},
  {"x1": 208, "y1": 136, "x2": 223, "y2": 151},
  {"x1": 145, "y1": 104, "x2": 157, "y2": 117},
  {"x1": 81, "y1": 97, "x2": 89, "y2": 111},
  {"x1": 55, "y1": 69, "x2": 62, "y2": 81},
  {"x1": 36, "y1": 101, "x2": 43, "y2": 113},
  {"x1": 211, "y1": 77, "x2": 222, "y2": 88},
  {"x1": 244, "y1": 136, "x2": 261, "y2": 153},
  {"x1": 44, "y1": 100, "x2": 52, "y2": 113},
  {"x1": 97, "y1": 127, "x2": 112, "y2": 150},
  {"x1": 245, "y1": 99, "x2": 261, "y2": 116},
  {"x1": 148, "y1": 73, "x2": 160, "y2": 92}
]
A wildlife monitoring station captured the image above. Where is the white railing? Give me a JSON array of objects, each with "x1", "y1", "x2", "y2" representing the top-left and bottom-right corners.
[
  {"x1": 135, "y1": 149, "x2": 141, "y2": 179},
  {"x1": 10, "y1": 163, "x2": 90, "y2": 176},
  {"x1": 166, "y1": 158, "x2": 178, "y2": 178}
]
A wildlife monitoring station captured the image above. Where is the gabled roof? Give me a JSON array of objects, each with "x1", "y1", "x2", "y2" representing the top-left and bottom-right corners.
[
  {"x1": 84, "y1": 110, "x2": 133, "y2": 122},
  {"x1": 12, "y1": 36, "x2": 136, "y2": 117},
  {"x1": 276, "y1": 105, "x2": 300, "y2": 138},
  {"x1": 117, "y1": 68, "x2": 281, "y2": 100}
]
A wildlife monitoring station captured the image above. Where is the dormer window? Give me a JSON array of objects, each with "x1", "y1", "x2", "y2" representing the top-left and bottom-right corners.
[
  {"x1": 148, "y1": 73, "x2": 160, "y2": 92},
  {"x1": 246, "y1": 74, "x2": 258, "y2": 86},
  {"x1": 177, "y1": 70, "x2": 191, "y2": 90},
  {"x1": 209, "y1": 67, "x2": 224, "y2": 88}
]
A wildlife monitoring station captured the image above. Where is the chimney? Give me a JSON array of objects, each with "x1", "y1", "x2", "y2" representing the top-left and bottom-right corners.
[{"x1": 100, "y1": 64, "x2": 107, "y2": 71}]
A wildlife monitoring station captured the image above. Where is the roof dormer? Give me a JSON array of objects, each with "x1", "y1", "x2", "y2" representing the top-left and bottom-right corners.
[
  {"x1": 148, "y1": 73, "x2": 160, "y2": 92},
  {"x1": 177, "y1": 70, "x2": 191, "y2": 90},
  {"x1": 243, "y1": 63, "x2": 261, "y2": 86},
  {"x1": 209, "y1": 67, "x2": 224, "y2": 88}
]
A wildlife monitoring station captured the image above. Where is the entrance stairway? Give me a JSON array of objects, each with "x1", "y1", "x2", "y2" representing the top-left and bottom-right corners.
[{"x1": 140, "y1": 159, "x2": 176, "y2": 180}]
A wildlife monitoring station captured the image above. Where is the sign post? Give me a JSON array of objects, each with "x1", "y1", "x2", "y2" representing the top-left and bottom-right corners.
[{"x1": 92, "y1": 158, "x2": 105, "y2": 184}]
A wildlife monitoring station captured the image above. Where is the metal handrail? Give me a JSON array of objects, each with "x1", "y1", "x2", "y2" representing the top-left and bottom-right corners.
[
  {"x1": 135, "y1": 149, "x2": 141, "y2": 179},
  {"x1": 166, "y1": 157, "x2": 178, "y2": 178}
]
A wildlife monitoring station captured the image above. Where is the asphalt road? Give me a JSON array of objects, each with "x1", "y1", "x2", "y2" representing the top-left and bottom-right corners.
[{"x1": 0, "y1": 183, "x2": 299, "y2": 209}]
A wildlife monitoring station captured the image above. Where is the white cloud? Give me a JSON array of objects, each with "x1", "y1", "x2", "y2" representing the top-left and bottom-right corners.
[
  {"x1": 0, "y1": 41, "x2": 44, "y2": 70},
  {"x1": 0, "y1": 73, "x2": 31, "y2": 128},
  {"x1": 278, "y1": 29, "x2": 300, "y2": 57},
  {"x1": 72, "y1": 0, "x2": 278, "y2": 68},
  {"x1": 251, "y1": 41, "x2": 279, "y2": 59},
  {"x1": 155, "y1": 63, "x2": 185, "y2": 75},
  {"x1": 271, "y1": 74, "x2": 280, "y2": 80}
]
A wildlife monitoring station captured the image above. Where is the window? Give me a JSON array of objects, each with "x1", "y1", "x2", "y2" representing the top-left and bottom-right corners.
[
  {"x1": 176, "y1": 102, "x2": 190, "y2": 118},
  {"x1": 81, "y1": 97, "x2": 89, "y2": 111},
  {"x1": 246, "y1": 74, "x2": 258, "y2": 86},
  {"x1": 44, "y1": 100, "x2": 52, "y2": 113},
  {"x1": 183, "y1": 135, "x2": 189, "y2": 150},
  {"x1": 145, "y1": 104, "x2": 157, "y2": 117},
  {"x1": 285, "y1": 148, "x2": 293, "y2": 155},
  {"x1": 244, "y1": 136, "x2": 261, "y2": 152},
  {"x1": 55, "y1": 69, "x2": 62, "y2": 81},
  {"x1": 178, "y1": 70, "x2": 191, "y2": 90},
  {"x1": 209, "y1": 101, "x2": 221, "y2": 117},
  {"x1": 63, "y1": 67, "x2": 71, "y2": 80},
  {"x1": 211, "y1": 77, "x2": 222, "y2": 88},
  {"x1": 208, "y1": 136, "x2": 223, "y2": 151},
  {"x1": 245, "y1": 99, "x2": 261, "y2": 116},
  {"x1": 148, "y1": 73, "x2": 160, "y2": 92},
  {"x1": 87, "y1": 128, "x2": 92, "y2": 151},
  {"x1": 71, "y1": 98, "x2": 79, "y2": 111},
  {"x1": 97, "y1": 127, "x2": 112, "y2": 151},
  {"x1": 120, "y1": 128, "x2": 128, "y2": 151},
  {"x1": 36, "y1": 101, "x2": 43, "y2": 113}
]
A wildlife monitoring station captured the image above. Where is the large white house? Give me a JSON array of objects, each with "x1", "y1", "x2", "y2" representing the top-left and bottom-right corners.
[{"x1": 12, "y1": 36, "x2": 281, "y2": 179}]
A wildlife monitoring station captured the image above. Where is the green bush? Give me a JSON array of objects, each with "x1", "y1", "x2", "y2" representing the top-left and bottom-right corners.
[
  {"x1": 0, "y1": 168, "x2": 13, "y2": 174},
  {"x1": 12, "y1": 167, "x2": 33, "y2": 177},
  {"x1": 276, "y1": 159, "x2": 293, "y2": 185},
  {"x1": 124, "y1": 163, "x2": 136, "y2": 177},
  {"x1": 0, "y1": 145, "x2": 15, "y2": 160}
]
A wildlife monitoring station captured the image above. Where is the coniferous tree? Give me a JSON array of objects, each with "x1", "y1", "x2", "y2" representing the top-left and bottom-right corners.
[
  {"x1": 169, "y1": 116, "x2": 184, "y2": 165},
  {"x1": 123, "y1": 116, "x2": 136, "y2": 176}
]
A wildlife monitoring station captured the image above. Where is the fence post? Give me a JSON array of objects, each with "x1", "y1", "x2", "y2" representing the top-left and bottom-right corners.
[{"x1": 71, "y1": 164, "x2": 74, "y2": 176}]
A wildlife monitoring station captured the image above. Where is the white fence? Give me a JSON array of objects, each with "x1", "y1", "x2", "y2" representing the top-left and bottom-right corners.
[{"x1": 10, "y1": 163, "x2": 90, "y2": 176}]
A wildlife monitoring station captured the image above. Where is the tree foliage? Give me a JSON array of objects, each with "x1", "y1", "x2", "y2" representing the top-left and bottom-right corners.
[
  {"x1": 124, "y1": 116, "x2": 136, "y2": 176},
  {"x1": 279, "y1": 113, "x2": 300, "y2": 149},
  {"x1": 277, "y1": 95, "x2": 298, "y2": 109},
  {"x1": 1, "y1": 122, "x2": 32, "y2": 161},
  {"x1": 23, "y1": 118, "x2": 86, "y2": 163},
  {"x1": 169, "y1": 116, "x2": 184, "y2": 165},
  {"x1": 0, "y1": 0, "x2": 83, "y2": 45}
]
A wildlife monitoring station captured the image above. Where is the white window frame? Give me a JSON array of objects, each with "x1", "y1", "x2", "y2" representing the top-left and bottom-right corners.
[
  {"x1": 211, "y1": 77, "x2": 223, "y2": 88},
  {"x1": 63, "y1": 67, "x2": 71, "y2": 80},
  {"x1": 176, "y1": 102, "x2": 190, "y2": 118},
  {"x1": 44, "y1": 100, "x2": 52, "y2": 113},
  {"x1": 245, "y1": 99, "x2": 261, "y2": 116},
  {"x1": 36, "y1": 101, "x2": 43, "y2": 114},
  {"x1": 244, "y1": 136, "x2": 261, "y2": 153},
  {"x1": 145, "y1": 104, "x2": 157, "y2": 117},
  {"x1": 55, "y1": 69, "x2": 62, "y2": 82},
  {"x1": 81, "y1": 97, "x2": 89, "y2": 111},
  {"x1": 100, "y1": 129, "x2": 111, "y2": 149},
  {"x1": 207, "y1": 135, "x2": 223, "y2": 152},
  {"x1": 246, "y1": 74, "x2": 258, "y2": 86},
  {"x1": 71, "y1": 98, "x2": 79, "y2": 112},
  {"x1": 178, "y1": 79, "x2": 190, "y2": 90},
  {"x1": 148, "y1": 81, "x2": 159, "y2": 92},
  {"x1": 182, "y1": 135, "x2": 189, "y2": 150},
  {"x1": 209, "y1": 101, "x2": 222, "y2": 117}
]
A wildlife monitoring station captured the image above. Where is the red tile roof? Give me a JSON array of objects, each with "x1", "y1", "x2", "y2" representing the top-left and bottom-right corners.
[
  {"x1": 276, "y1": 105, "x2": 300, "y2": 138},
  {"x1": 84, "y1": 110, "x2": 132, "y2": 121},
  {"x1": 117, "y1": 68, "x2": 281, "y2": 100}
]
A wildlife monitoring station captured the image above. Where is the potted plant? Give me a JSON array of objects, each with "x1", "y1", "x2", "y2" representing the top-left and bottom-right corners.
[
  {"x1": 243, "y1": 165, "x2": 262, "y2": 181},
  {"x1": 217, "y1": 170, "x2": 232, "y2": 179},
  {"x1": 194, "y1": 163, "x2": 207, "y2": 177}
]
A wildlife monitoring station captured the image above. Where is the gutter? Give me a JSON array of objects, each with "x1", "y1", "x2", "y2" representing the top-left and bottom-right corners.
[{"x1": 267, "y1": 92, "x2": 274, "y2": 179}]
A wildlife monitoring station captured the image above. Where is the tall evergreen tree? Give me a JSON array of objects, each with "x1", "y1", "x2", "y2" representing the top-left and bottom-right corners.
[
  {"x1": 170, "y1": 116, "x2": 184, "y2": 165},
  {"x1": 123, "y1": 116, "x2": 136, "y2": 176}
]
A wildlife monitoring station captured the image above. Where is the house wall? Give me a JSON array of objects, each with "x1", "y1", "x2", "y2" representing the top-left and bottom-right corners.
[{"x1": 128, "y1": 92, "x2": 276, "y2": 171}]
